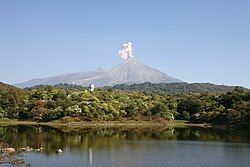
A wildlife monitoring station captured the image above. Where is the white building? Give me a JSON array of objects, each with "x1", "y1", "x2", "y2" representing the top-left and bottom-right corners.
[{"x1": 89, "y1": 84, "x2": 95, "y2": 92}]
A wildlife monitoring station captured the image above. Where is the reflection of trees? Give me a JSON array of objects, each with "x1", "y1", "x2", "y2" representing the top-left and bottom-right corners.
[{"x1": 0, "y1": 125, "x2": 249, "y2": 155}]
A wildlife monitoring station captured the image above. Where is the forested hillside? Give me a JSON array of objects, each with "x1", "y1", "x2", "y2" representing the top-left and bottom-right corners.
[
  {"x1": 112, "y1": 82, "x2": 246, "y2": 94},
  {"x1": 0, "y1": 82, "x2": 249, "y2": 129}
]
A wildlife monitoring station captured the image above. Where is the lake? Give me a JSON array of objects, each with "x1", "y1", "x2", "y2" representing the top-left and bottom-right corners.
[{"x1": 0, "y1": 125, "x2": 249, "y2": 167}]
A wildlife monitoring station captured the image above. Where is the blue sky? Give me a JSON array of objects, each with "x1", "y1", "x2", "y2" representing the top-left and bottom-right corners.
[{"x1": 0, "y1": 0, "x2": 250, "y2": 87}]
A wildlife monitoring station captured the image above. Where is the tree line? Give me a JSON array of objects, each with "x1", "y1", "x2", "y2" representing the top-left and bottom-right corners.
[
  {"x1": 112, "y1": 82, "x2": 245, "y2": 94},
  {"x1": 0, "y1": 82, "x2": 249, "y2": 128}
]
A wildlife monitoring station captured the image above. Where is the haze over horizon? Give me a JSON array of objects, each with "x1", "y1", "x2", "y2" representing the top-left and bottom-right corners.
[{"x1": 0, "y1": 0, "x2": 250, "y2": 88}]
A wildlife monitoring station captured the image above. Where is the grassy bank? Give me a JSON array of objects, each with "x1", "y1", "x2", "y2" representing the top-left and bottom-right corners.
[{"x1": 0, "y1": 118, "x2": 210, "y2": 129}]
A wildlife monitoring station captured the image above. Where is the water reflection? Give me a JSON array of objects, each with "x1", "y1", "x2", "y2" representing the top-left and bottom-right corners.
[
  {"x1": 0, "y1": 125, "x2": 249, "y2": 167},
  {"x1": 0, "y1": 125, "x2": 249, "y2": 154},
  {"x1": 89, "y1": 148, "x2": 92, "y2": 166}
]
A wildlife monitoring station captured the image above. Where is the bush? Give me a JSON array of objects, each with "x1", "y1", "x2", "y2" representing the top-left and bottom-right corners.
[
  {"x1": 160, "y1": 111, "x2": 174, "y2": 120},
  {"x1": 151, "y1": 103, "x2": 168, "y2": 115},
  {"x1": 18, "y1": 107, "x2": 29, "y2": 119},
  {"x1": 42, "y1": 107, "x2": 64, "y2": 122},
  {"x1": 125, "y1": 105, "x2": 136, "y2": 117},
  {"x1": 182, "y1": 111, "x2": 191, "y2": 120},
  {"x1": 226, "y1": 109, "x2": 242, "y2": 122},
  {"x1": 0, "y1": 106, "x2": 6, "y2": 118},
  {"x1": 177, "y1": 98, "x2": 202, "y2": 115}
]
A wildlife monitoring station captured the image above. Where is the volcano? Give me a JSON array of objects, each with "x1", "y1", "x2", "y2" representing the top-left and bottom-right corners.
[
  {"x1": 15, "y1": 42, "x2": 182, "y2": 88},
  {"x1": 73, "y1": 57, "x2": 182, "y2": 87},
  {"x1": 15, "y1": 57, "x2": 182, "y2": 88}
]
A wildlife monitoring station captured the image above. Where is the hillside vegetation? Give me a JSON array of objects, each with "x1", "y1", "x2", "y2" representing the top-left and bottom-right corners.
[
  {"x1": 112, "y1": 82, "x2": 245, "y2": 94},
  {"x1": 0, "y1": 82, "x2": 249, "y2": 129}
]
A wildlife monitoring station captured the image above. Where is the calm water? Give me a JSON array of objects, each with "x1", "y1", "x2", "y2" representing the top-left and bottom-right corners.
[{"x1": 0, "y1": 125, "x2": 250, "y2": 167}]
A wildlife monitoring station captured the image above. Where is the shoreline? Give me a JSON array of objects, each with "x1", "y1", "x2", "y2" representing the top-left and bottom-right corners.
[
  {"x1": 0, "y1": 119, "x2": 210, "y2": 128},
  {"x1": 1, "y1": 119, "x2": 247, "y2": 133}
]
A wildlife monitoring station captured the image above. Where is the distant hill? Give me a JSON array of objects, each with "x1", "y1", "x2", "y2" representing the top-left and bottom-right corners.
[
  {"x1": 0, "y1": 82, "x2": 23, "y2": 92},
  {"x1": 112, "y1": 82, "x2": 247, "y2": 94},
  {"x1": 5, "y1": 81, "x2": 247, "y2": 94},
  {"x1": 27, "y1": 82, "x2": 247, "y2": 94},
  {"x1": 28, "y1": 83, "x2": 87, "y2": 91},
  {"x1": 15, "y1": 69, "x2": 105, "y2": 88},
  {"x1": 0, "y1": 82, "x2": 25, "y2": 115}
]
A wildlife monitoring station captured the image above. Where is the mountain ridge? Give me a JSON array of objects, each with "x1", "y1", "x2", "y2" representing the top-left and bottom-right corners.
[{"x1": 15, "y1": 69, "x2": 105, "y2": 88}]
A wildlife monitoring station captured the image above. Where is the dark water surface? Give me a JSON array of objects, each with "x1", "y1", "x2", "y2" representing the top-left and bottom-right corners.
[{"x1": 0, "y1": 125, "x2": 249, "y2": 167}]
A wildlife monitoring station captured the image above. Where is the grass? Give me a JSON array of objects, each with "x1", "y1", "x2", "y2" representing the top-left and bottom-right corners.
[{"x1": 0, "y1": 118, "x2": 210, "y2": 129}]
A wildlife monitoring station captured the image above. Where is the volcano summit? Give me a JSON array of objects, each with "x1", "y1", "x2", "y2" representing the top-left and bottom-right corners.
[{"x1": 15, "y1": 42, "x2": 182, "y2": 88}]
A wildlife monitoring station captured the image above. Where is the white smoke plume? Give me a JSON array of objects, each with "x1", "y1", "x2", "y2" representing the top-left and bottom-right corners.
[{"x1": 118, "y1": 42, "x2": 134, "y2": 60}]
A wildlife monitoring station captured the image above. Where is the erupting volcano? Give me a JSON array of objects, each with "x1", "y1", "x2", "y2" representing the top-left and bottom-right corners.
[{"x1": 15, "y1": 42, "x2": 182, "y2": 88}]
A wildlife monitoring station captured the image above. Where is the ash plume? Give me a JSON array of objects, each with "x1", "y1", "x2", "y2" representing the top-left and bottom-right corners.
[{"x1": 118, "y1": 42, "x2": 134, "y2": 60}]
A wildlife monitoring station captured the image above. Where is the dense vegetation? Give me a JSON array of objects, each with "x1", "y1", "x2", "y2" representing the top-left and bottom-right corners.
[
  {"x1": 0, "y1": 82, "x2": 249, "y2": 128},
  {"x1": 112, "y1": 82, "x2": 243, "y2": 94}
]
